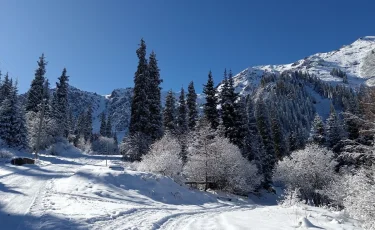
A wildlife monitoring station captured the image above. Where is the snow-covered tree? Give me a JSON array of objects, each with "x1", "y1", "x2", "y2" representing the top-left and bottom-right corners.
[
  {"x1": 273, "y1": 144, "x2": 337, "y2": 205},
  {"x1": 177, "y1": 87, "x2": 188, "y2": 134},
  {"x1": 105, "y1": 114, "x2": 112, "y2": 138},
  {"x1": 163, "y1": 90, "x2": 176, "y2": 132},
  {"x1": 129, "y1": 39, "x2": 149, "y2": 137},
  {"x1": 203, "y1": 71, "x2": 219, "y2": 129},
  {"x1": 138, "y1": 133, "x2": 182, "y2": 180},
  {"x1": 52, "y1": 68, "x2": 69, "y2": 137},
  {"x1": 255, "y1": 98, "x2": 276, "y2": 186},
  {"x1": 147, "y1": 51, "x2": 163, "y2": 141},
  {"x1": 325, "y1": 104, "x2": 343, "y2": 148},
  {"x1": 91, "y1": 136, "x2": 118, "y2": 155},
  {"x1": 186, "y1": 81, "x2": 198, "y2": 130},
  {"x1": 310, "y1": 113, "x2": 325, "y2": 145},
  {"x1": 185, "y1": 127, "x2": 261, "y2": 194},
  {"x1": 99, "y1": 112, "x2": 107, "y2": 136},
  {"x1": 121, "y1": 132, "x2": 151, "y2": 161},
  {"x1": 26, "y1": 54, "x2": 47, "y2": 113}
]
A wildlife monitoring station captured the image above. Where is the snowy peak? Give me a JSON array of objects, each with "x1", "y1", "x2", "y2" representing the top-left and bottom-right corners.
[{"x1": 231, "y1": 36, "x2": 375, "y2": 95}]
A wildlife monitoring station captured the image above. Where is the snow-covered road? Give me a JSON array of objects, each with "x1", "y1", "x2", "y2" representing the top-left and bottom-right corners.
[{"x1": 0, "y1": 153, "x2": 362, "y2": 230}]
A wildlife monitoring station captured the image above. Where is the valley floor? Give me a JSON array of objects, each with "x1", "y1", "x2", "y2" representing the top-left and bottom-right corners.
[{"x1": 0, "y1": 152, "x2": 363, "y2": 230}]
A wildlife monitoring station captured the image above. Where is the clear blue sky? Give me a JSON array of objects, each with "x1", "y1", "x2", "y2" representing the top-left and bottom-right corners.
[{"x1": 0, "y1": 0, "x2": 374, "y2": 94}]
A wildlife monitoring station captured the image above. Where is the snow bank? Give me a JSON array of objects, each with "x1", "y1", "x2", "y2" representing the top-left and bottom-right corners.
[{"x1": 53, "y1": 165, "x2": 216, "y2": 206}]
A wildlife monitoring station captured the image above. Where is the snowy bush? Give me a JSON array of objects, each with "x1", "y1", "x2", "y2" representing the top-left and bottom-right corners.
[
  {"x1": 184, "y1": 135, "x2": 261, "y2": 194},
  {"x1": 91, "y1": 136, "x2": 118, "y2": 155},
  {"x1": 342, "y1": 168, "x2": 375, "y2": 230},
  {"x1": 138, "y1": 133, "x2": 183, "y2": 181},
  {"x1": 273, "y1": 144, "x2": 337, "y2": 205},
  {"x1": 278, "y1": 188, "x2": 303, "y2": 207},
  {"x1": 0, "y1": 149, "x2": 13, "y2": 160},
  {"x1": 76, "y1": 136, "x2": 92, "y2": 153}
]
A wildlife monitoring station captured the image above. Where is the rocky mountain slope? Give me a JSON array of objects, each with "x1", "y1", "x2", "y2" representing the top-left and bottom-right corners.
[
  {"x1": 64, "y1": 36, "x2": 374, "y2": 139},
  {"x1": 230, "y1": 36, "x2": 375, "y2": 95}
]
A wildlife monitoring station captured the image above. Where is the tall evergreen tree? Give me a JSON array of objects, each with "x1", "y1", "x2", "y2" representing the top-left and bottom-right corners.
[
  {"x1": 177, "y1": 88, "x2": 188, "y2": 134},
  {"x1": 147, "y1": 51, "x2": 163, "y2": 141},
  {"x1": 311, "y1": 113, "x2": 325, "y2": 145},
  {"x1": 255, "y1": 98, "x2": 276, "y2": 186},
  {"x1": 26, "y1": 54, "x2": 47, "y2": 113},
  {"x1": 163, "y1": 90, "x2": 176, "y2": 132},
  {"x1": 106, "y1": 114, "x2": 113, "y2": 138},
  {"x1": 203, "y1": 71, "x2": 219, "y2": 129},
  {"x1": 0, "y1": 81, "x2": 27, "y2": 148},
  {"x1": 186, "y1": 81, "x2": 198, "y2": 130},
  {"x1": 325, "y1": 104, "x2": 342, "y2": 148},
  {"x1": 0, "y1": 73, "x2": 12, "y2": 104},
  {"x1": 233, "y1": 97, "x2": 248, "y2": 150},
  {"x1": 100, "y1": 112, "x2": 107, "y2": 136},
  {"x1": 270, "y1": 109, "x2": 287, "y2": 159},
  {"x1": 129, "y1": 39, "x2": 149, "y2": 136},
  {"x1": 52, "y1": 68, "x2": 69, "y2": 137},
  {"x1": 67, "y1": 108, "x2": 75, "y2": 136},
  {"x1": 84, "y1": 105, "x2": 93, "y2": 142}
]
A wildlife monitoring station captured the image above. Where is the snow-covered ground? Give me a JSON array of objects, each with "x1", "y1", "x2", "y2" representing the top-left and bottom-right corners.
[{"x1": 0, "y1": 149, "x2": 363, "y2": 230}]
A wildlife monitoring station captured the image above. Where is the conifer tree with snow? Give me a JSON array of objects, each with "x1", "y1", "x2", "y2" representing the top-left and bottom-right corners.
[
  {"x1": 220, "y1": 69, "x2": 236, "y2": 141},
  {"x1": 325, "y1": 104, "x2": 342, "y2": 148},
  {"x1": 0, "y1": 81, "x2": 28, "y2": 148},
  {"x1": 163, "y1": 90, "x2": 176, "y2": 132},
  {"x1": 52, "y1": 68, "x2": 69, "y2": 137},
  {"x1": 186, "y1": 81, "x2": 198, "y2": 130},
  {"x1": 100, "y1": 112, "x2": 107, "y2": 136},
  {"x1": 84, "y1": 105, "x2": 93, "y2": 142},
  {"x1": 129, "y1": 39, "x2": 149, "y2": 136},
  {"x1": 270, "y1": 109, "x2": 287, "y2": 159},
  {"x1": 233, "y1": 97, "x2": 249, "y2": 150},
  {"x1": 255, "y1": 98, "x2": 276, "y2": 186},
  {"x1": 0, "y1": 73, "x2": 12, "y2": 104},
  {"x1": 67, "y1": 108, "x2": 75, "y2": 136},
  {"x1": 203, "y1": 71, "x2": 219, "y2": 129},
  {"x1": 177, "y1": 87, "x2": 188, "y2": 134},
  {"x1": 26, "y1": 54, "x2": 47, "y2": 113},
  {"x1": 310, "y1": 113, "x2": 325, "y2": 145},
  {"x1": 243, "y1": 97, "x2": 264, "y2": 163},
  {"x1": 147, "y1": 51, "x2": 163, "y2": 141},
  {"x1": 105, "y1": 114, "x2": 112, "y2": 138}
]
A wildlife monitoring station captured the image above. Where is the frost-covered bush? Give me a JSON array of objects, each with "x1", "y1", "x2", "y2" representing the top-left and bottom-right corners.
[
  {"x1": 76, "y1": 136, "x2": 92, "y2": 153},
  {"x1": 0, "y1": 149, "x2": 13, "y2": 160},
  {"x1": 342, "y1": 168, "x2": 375, "y2": 230},
  {"x1": 184, "y1": 135, "x2": 261, "y2": 194},
  {"x1": 278, "y1": 188, "x2": 303, "y2": 207},
  {"x1": 138, "y1": 133, "x2": 183, "y2": 180},
  {"x1": 91, "y1": 136, "x2": 118, "y2": 155},
  {"x1": 273, "y1": 144, "x2": 337, "y2": 205},
  {"x1": 26, "y1": 111, "x2": 59, "y2": 151}
]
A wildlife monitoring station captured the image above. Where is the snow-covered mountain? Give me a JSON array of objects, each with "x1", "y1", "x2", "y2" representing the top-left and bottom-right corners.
[
  {"x1": 65, "y1": 36, "x2": 374, "y2": 139},
  {"x1": 229, "y1": 36, "x2": 375, "y2": 95}
]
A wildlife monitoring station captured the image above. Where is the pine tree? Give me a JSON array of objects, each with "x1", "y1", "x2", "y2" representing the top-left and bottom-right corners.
[
  {"x1": 163, "y1": 90, "x2": 176, "y2": 132},
  {"x1": 325, "y1": 104, "x2": 342, "y2": 148},
  {"x1": 84, "y1": 105, "x2": 93, "y2": 142},
  {"x1": 26, "y1": 54, "x2": 47, "y2": 113},
  {"x1": 203, "y1": 71, "x2": 219, "y2": 129},
  {"x1": 186, "y1": 81, "x2": 198, "y2": 130},
  {"x1": 255, "y1": 98, "x2": 276, "y2": 186},
  {"x1": 100, "y1": 112, "x2": 107, "y2": 136},
  {"x1": 106, "y1": 114, "x2": 112, "y2": 138},
  {"x1": 129, "y1": 39, "x2": 149, "y2": 136},
  {"x1": 0, "y1": 81, "x2": 27, "y2": 148},
  {"x1": 270, "y1": 110, "x2": 286, "y2": 159},
  {"x1": 147, "y1": 51, "x2": 163, "y2": 141},
  {"x1": 52, "y1": 68, "x2": 70, "y2": 137},
  {"x1": 0, "y1": 73, "x2": 12, "y2": 104},
  {"x1": 243, "y1": 98, "x2": 264, "y2": 163},
  {"x1": 311, "y1": 113, "x2": 325, "y2": 145},
  {"x1": 233, "y1": 97, "x2": 248, "y2": 150},
  {"x1": 177, "y1": 88, "x2": 188, "y2": 134},
  {"x1": 67, "y1": 108, "x2": 75, "y2": 136}
]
